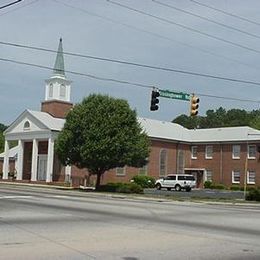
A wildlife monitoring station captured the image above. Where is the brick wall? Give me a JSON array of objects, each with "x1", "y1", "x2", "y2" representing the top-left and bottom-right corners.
[{"x1": 41, "y1": 100, "x2": 73, "y2": 118}]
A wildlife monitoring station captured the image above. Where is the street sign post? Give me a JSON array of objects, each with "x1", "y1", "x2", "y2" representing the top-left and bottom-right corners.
[{"x1": 159, "y1": 89, "x2": 190, "y2": 101}]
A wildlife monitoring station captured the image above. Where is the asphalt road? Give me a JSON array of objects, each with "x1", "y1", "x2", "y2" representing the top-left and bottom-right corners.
[{"x1": 0, "y1": 184, "x2": 260, "y2": 260}]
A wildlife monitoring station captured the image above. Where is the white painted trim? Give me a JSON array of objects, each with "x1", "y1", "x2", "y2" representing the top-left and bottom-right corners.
[
  {"x1": 232, "y1": 170, "x2": 240, "y2": 184},
  {"x1": 3, "y1": 141, "x2": 9, "y2": 179},
  {"x1": 16, "y1": 140, "x2": 24, "y2": 180},
  {"x1": 46, "y1": 137, "x2": 54, "y2": 182},
  {"x1": 31, "y1": 139, "x2": 38, "y2": 181}
]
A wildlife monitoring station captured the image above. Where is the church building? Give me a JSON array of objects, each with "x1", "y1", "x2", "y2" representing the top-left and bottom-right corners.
[{"x1": 1, "y1": 39, "x2": 260, "y2": 188}]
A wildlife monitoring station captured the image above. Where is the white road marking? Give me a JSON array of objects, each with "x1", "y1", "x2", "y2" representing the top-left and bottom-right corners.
[{"x1": 0, "y1": 195, "x2": 33, "y2": 199}]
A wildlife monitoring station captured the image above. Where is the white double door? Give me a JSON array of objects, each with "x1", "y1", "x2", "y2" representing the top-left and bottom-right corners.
[{"x1": 37, "y1": 155, "x2": 47, "y2": 181}]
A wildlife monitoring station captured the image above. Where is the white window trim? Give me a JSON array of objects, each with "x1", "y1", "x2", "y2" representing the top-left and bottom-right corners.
[
  {"x1": 205, "y1": 145, "x2": 213, "y2": 159},
  {"x1": 247, "y1": 171, "x2": 256, "y2": 184},
  {"x1": 49, "y1": 83, "x2": 53, "y2": 98},
  {"x1": 205, "y1": 169, "x2": 213, "y2": 182},
  {"x1": 116, "y1": 167, "x2": 126, "y2": 176},
  {"x1": 60, "y1": 84, "x2": 66, "y2": 98},
  {"x1": 23, "y1": 121, "x2": 30, "y2": 131},
  {"x1": 248, "y1": 145, "x2": 256, "y2": 160},
  {"x1": 232, "y1": 170, "x2": 240, "y2": 184},
  {"x1": 232, "y1": 145, "x2": 240, "y2": 159},
  {"x1": 191, "y1": 146, "x2": 198, "y2": 159}
]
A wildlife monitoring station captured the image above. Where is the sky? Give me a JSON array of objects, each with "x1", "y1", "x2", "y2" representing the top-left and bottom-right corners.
[{"x1": 1, "y1": 0, "x2": 260, "y2": 125}]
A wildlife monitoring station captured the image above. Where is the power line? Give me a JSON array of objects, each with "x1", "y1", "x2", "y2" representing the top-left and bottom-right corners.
[
  {"x1": 0, "y1": 56, "x2": 259, "y2": 104},
  {"x1": 106, "y1": 0, "x2": 260, "y2": 55},
  {"x1": 0, "y1": 0, "x2": 39, "y2": 17},
  {"x1": 153, "y1": 0, "x2": 260, "y2": 40},
  {"x1": 0, "y1": 0, "x2": 22, "y2": 10},
  {"x1": 1, "y1": 40, "x2": 260, "y2": 87},
  {"x1": 196, "y1": 93, "x2": 260, "y2": 104},
  {"x1": 190, "y1": 0, "x2": 260, "y2": 27},
  {"x1": 52, "y1": 0, "x2": 260, "y2": 72},
  {"x1": 0, "y1": 57, "x2": 153, "y2": 89}
]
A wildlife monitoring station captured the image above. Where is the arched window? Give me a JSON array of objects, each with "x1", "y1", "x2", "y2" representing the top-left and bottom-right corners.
[
  {"x1": 23, "y1": 121, "x2": 30, "y2": 130},
  {"x1": 49, "y1": 83, "x2": 53, "y2": 98},
  {"x1": 159, "y1": 149, "x2": 167, "y2": 176},
  {"x1": 60, "y1": 84, "x2": 66, "y2": 98}
]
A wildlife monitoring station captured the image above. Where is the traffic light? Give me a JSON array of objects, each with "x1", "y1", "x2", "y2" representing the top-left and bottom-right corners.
[
  {"x1": 150, "y1": 90, "x2": 160, "y2": 111},
  {"x1": 190, "y1": 95, "x2": 199, "y2": 116}
]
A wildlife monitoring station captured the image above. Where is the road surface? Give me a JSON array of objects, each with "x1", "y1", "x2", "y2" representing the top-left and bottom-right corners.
[{"x1": 0, "y1": 185, "x2": 260, "y2": 259}]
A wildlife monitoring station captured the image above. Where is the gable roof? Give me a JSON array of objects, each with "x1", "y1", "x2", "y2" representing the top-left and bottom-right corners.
[
  {"x1": 4, "y1": 109, "x2": 65, "y2": 135},
  {"x1": 4, "y1": 110, "x2": 260, "y2": 143},
  {"x1": 27, "y1": 110, "x2": 65, "y2": 131},
  {"x1": 138, "y1": 117, "x2": 260, "y2": 143},
  {"x1": 0, "y1": 146, "x2": 18, "y2": 160}
]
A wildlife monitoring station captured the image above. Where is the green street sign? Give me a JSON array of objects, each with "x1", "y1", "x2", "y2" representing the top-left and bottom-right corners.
[{"x1": 159, "y1": 89, "x2": 190, "y2": 101}]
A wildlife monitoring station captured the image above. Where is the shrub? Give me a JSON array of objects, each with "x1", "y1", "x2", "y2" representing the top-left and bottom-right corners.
[
  {"x1": 211, "y1": 184, "x2": 226, "y2": 190},
  {"x1": 98, "y1": 183, "x2": 122, "y2": 192},
  {"x1": 132, "y1": 175, "x2": 155, "y2": 188},
  {"x1": 230, "y1": 185, "x2": 241, "y2": 191},
  {"x1": 97, "y1": 182, "x2": 143, "y2": 194},
  {"x1": 246, "y1": 188, "x2": 260, "y2": 201},
  {"x1": 117, "y1": 183, "x2": 143, "y2": 194},
  {"x1": 204, "y1": 181, "x2": 212, "y2": 189}
]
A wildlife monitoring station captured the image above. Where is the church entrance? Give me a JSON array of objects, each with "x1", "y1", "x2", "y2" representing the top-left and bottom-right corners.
[{"x1": 37, "y1": 155, "x2": 47, "y2": 181}]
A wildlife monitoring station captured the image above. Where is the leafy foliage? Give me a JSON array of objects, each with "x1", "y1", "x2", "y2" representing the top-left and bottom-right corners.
[
  {"x1": 246, "y1": 188, "x2": 260, "y2": 201},
  {"x1": 98, "y1": 182, "x2": 143, "y2": 194},
  {"x1": 132, "y1": 175, "x2": 155, "y2": 188},
  {"x1": 172, "y1": 107, "x2": 260, "y2": 130},
  {"x1": 56, "y1": 94, "x2": 150, "y2": 189},
  {"x1": 0, "y1": 123, "x2": 7, "y2": 153}
]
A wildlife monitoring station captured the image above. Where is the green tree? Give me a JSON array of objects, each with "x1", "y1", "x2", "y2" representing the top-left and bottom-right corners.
[
  {"x1": 55, "y1": 94, "x2": 150, "y2": 189},
  {"x1": 0, "y1": 132, "x2": 4, "y2": 153},
  {"x1": 172, "y1": 114, "x2": 202, "y2": 129},
  {"x1": 0, "y1": 123, "x2": 7, "y2": 153}
]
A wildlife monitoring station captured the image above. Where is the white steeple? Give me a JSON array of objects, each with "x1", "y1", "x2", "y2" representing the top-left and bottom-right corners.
[{"x1": 44, "y1": 38, "x2": 72, "y2": 102}]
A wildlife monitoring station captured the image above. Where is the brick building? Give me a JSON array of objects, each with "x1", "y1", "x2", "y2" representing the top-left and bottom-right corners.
[{"x1": 1, "y1": 39, "x2": 260, "y2": 188}]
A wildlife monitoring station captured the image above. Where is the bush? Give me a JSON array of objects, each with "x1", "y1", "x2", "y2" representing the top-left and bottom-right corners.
[
  {"x1": 211, "y1": 184, "x2": 226, "y2": 190},
  {"x1": 132, "y1": 175, "x2": 155, "y2": 188},
  {"x1": 117, "y1": 183, "x2": 143, "y2": 194},
  {"x1": 204, "y1": 181, "x2": 212, "y2": 189},
  {"x1": 246, "y1": 188, "x2": 260, "y2": 201},
  {"x1": 230, "y1": 185, "x2": 241, "y2": 191},
  {"x1": 98, "y1": 183, "x2": 122, "y2": 192},
  {"x1": 97, "y1": 182, "x2": 143, "y2": 194}
]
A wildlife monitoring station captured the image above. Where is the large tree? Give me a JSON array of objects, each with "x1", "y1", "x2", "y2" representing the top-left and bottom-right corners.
[
  {"x1": 55, "y1": 94, "x2": 150, "y2": 189},
  {"x1": 172, "y1": 107, "x2": 260, "y2": 130}
]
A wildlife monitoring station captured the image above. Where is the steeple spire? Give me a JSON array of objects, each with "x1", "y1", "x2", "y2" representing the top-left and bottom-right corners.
[{"x1": 53, "y1": 38, "x2": 65, "y2": 77}]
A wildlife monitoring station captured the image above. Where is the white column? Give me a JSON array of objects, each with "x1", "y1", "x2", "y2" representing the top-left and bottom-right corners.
[
  {"x1": 3, "y1": 140, "x2": 9, "y2": 179},
  {"x1": 46, "y1": 137, "x2": 54, "y2": 182},
  {"x1": 31, "y1": 139, "x2": 38, "y2": 181},
  {"x1": 16, "y1": 140, "x2": 24, "y2": 180}
]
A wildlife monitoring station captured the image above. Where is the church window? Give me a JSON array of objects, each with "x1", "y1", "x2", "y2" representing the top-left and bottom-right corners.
[
  {"x1": 49, "y1": 83, "x2": 53, "y2": 98},
  {"x1": 23, "y1": 121, "x2": 30, "y2": 130},
  {"x1": 60, "y1": 84, "x2": 66, "y2": 98},
  {"x1": 159, "y1": 149, "x2": 167, "y2": 177}
]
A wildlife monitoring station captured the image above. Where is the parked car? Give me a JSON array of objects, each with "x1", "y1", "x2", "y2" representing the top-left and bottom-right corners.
[{"x1": 155, "y1": 174, "x2": 196, "y2": 192}]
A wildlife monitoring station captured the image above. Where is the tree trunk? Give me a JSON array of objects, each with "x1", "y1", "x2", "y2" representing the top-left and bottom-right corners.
[{"x1": 95, "y1": 172, "x2": 102, "y2": 190}]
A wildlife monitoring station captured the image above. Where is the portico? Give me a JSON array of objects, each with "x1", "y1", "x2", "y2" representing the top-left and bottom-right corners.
[{"x1": 3, "y1": 116, "x2": 59, "y2": 182}]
